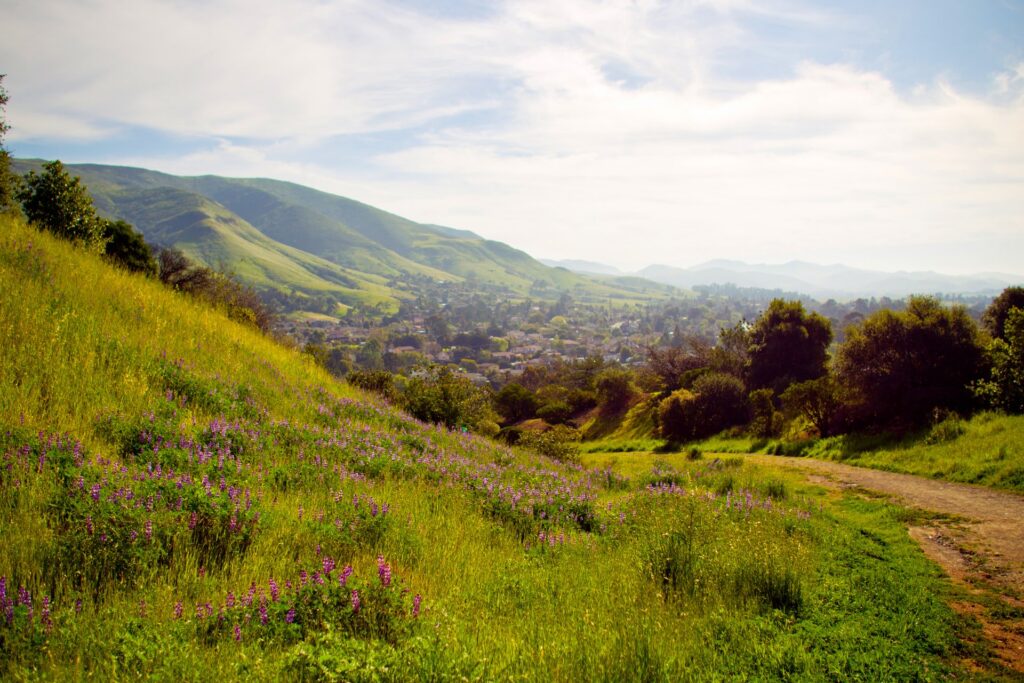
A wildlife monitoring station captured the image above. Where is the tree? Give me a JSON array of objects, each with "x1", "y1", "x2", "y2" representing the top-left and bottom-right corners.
[
  {"x1": 836, "y1": 296, "x2": 984, "y2": 427},
  {"x1": 402, "y1": 365, "x2": 495, "y2": 432},
  {"x1": 102, "y1": 219, "x2": 157, "y2": 275},
  {"x1": 780, "y1": 376, "x2": 844, "y2": 437},
  {"x1": 595, "y1": 368, "x2": 634, "y2": 413},
  {"x1": 0, "y1": 74, "x2": 20, "y2": 214},
  {"x1": 18, "y1": 160, "x2": 106, "y2": 251},
  {"x1": 983, "y1": 287, "x2": 1024, "y2": 342},
  {"x1": 748, "y1": 299, "x2": 832, "y2": 395},
  {"x1": 657, "y1": 373, "x2": 750, "y2": 442},
  {"x1": 644, "y1": 338, "x2": 711, "y2": 393},
  {"x1": 975, "y1": 308, "x2": 1024, "y2": 414},
  {"x1": 493, "y1": 383, "x2": 539, "y2": 423}
]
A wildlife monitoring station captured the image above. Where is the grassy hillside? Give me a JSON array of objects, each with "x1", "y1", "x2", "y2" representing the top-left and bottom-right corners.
[
  {"x1": 12, "y1": 160, "x2": 679, "y2": 313},
  {"x1": 0, "y1": 215, "x2": 996, "y2": 679}
]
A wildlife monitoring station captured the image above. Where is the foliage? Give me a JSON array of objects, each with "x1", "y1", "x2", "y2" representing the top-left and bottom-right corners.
[
  {"x1": 0, "y1": 75, "x2": 19, "y2": 215},
  {"x1": 517, "y1": 425, "x2": 582, "y2": 463},
  {"x1": 691, "y1": 372, "x2": 751, "y2": 436},
  {"x1": 982, "y1": 286, "x2": 1024, "y2": 341},
  {"x1": 748, "y1": 299, "x2": 832, "y2": 395},
  {"x1": 18, "y1": 160, "x2": 106, "y2": 251},
  {"x1": 594, "y1": 367, "x2": 634, "y2": 412},
  {"x1": 748, "y1": 388, "x2": 780, "y2": 438},
  {"x1": 346, "y1": 369, "x2": 400, "y2": 403},
  {"x1": 644, "y1": 339, "x2": 710, "y2": 392},
  {"x1": 658, "y1": 389, "x2": 699, "y2": 442},
  {"x1": 102, "y1": 219, "x2": 157, "y2": 275},
  {"x1": 401, "y1": 365, "x2": 494, "y2": 432},
  {"x1": 974, "y1": 307, "x2": 1024, "y2": 414},
  {"x1": 781, "y1": 376, "x2": 846, "y2": 437},
  {"x1": 157, "y1": 247, "x2": 274, "y2": 333},
  {"x1": 536, "y1": 400, "x2": 573, "y2": 425},
  {"x1": 493, "y1": 382, "x2": 539, "y2": 423},
  {"x1": 836, "y1": 296, "x2": 984, "y2": 428}
]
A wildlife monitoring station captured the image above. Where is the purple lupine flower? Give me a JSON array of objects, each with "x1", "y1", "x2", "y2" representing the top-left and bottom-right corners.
[
  {"x1": 259, "y1": 599, "x2": 268, "y2": 625},
  {"x1": 41, "y1": 595, "x2": 52, "y2": 632},
  {"x1": 412, "y1": 594, "x2": 422, "y2": 617},
  {"x1": 285, "y1": 607, "x2": 296, "y2": 624},
  {"x1": 339, "y1": 565, "x2": 353, "y2": 588},
  {"x1": 377, "y1": 556, "x2": 391, "y2": 588},
  {"x1": 75, "y1": 598, "x2": 82, "y2": 614},
  {"x1": 226, "y1": 592, "x2": 236, "y2": 608},
  {"x1": 322, "y1": 556, "x2": 335, "y2": 576},
  {"x1": 0, "y1": 576, "x2": 6, "y2": 603},
  {"x1": 269, "y1": 578, "x2": 279, "y2": 602},
  {"x1": 144, "y1": 518, "x2": 153, "y2": 542},
  {"x1": 90, "y1": 483, "x2": 101, "y2": 502},
  {"x1": 234, "y1": 623, "x2": 242, "y2": 642},
  {"x1": 85, "y1": 515, "x2": 94, "y2": 535},
  {"x1": 188, "y1": 512, "x2": 198, "y2": 530},
  {"x1": 196, "y1": 604, "x2": 205, "y2": 619},
  {"x1": 174, "y1": 601, "x2": 183, "y2": 619},
  {"x1": 299, "y1": 570, "x2": 309, "y2": 587},
  {"x1": 350, "y1": 590, "x2": 360, "y2": 613}
]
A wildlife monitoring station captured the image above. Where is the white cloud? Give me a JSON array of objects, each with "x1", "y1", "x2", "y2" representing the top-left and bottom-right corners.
[{"x1": 4, "y1": 1, "x2": 1022, "y2": 275}]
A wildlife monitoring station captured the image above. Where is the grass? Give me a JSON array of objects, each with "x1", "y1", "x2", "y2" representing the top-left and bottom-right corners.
[
  {"x1": 0, "y1": 214, "x2": 1006, "y2": 680},
  {"x1": 802, "y1": 413, "x2": 1024, "y2": 493}
]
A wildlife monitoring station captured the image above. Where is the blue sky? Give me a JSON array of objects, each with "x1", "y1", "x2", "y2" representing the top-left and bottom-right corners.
[{"x1": 3, "y1": 0, "x2": 1023, "y2": 275}]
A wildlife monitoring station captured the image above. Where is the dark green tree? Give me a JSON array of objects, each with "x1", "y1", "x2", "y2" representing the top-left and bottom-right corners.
[
  {"x1": 0, "y1": 74, "x2": 19, "y2": 214},
  {"x1": 595, "y1": 368, "x2": 634, "y2": 413},
  {"x1": 780, "y1": 376, "x2": 844, "y2": 437},
  {"x1": 493, "y1": 382, "x2": 539, "y2": 423},
  {"x1": 102, "y1": 219, "x2": 157, "y2": 275},
  {"x1": 18, "y1": 160, "x2": 106, "y2": 251},
  {"x1": 748, "y1": 299, "x2": 832, "y2": 395},
  {"x1": 983, "y1": 287, "x2": 1024, "y2": 342},
  {"x1": 836, "y1": 296, "x2": 984, "y2": 427}
]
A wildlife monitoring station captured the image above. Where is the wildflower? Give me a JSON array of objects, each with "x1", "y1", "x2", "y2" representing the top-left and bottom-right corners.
[
  {"x1": 174, "y1": 601, "x2": 183, "y2": 619},
  {"x1": 322, "y1": 556, "x2": 335, "y2": 576},
  {"x1": 41, "y1": 595, "x2": 52, "y2": 632},
  {"x1": 85, "y1": 515, "x2": 94, "y2": 535},
  {"x1": 144, "y1": 518, "x2": 153, "y2": 542},
  {"x1": 234, "y1": 623, "x2": 242, "y2": 642},
  {"x1": 285, "y1": 607, "x2": 296, "y2": 624},
  {"x1": 339, "y1": 565, "x2": 353, "y2": 587},
  {"x1": 412, "y1": 594, "x2": 422, "y2": 617},
  {"x1": 351, "y1": 590, "x2": 360, "y2": 613},
  {"x1": 226, "y1": 592, "x2": 236, "y2": 608},
  {"x1": 259, "y1": 599, "x2": 268, "y2": 625},
  {"x1": 269, "y1": 578, "x2": 279, "y2": 602},
  {"x1": 377, "y1": 556, "x2": 391, "y2": 588},
  {"x1": 74, "y1": 598, "x2": 82, "y2": 614}
]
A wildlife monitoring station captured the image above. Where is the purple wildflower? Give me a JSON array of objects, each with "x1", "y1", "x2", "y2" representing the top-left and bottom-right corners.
[
  {"x1": 285, "y1": 607, "x2": 296, "y2": 624},
  {"x1": 350, "y1": 589, "x2": 360, "y2": 613},
  {"x1": 377, "y1": 556, "x2": 391, "y2": 588},
  {"x1": 174, "y1": 601, "x2": 183, "y2": 619},
  {"x1": 226, "y1": 592, "x2": 236, "y2": 608},
  {"x1": 322, "y1": 556, "x2": 335, "y2": 576},
  {"x1": 234, "y1": 623, "x2": 242, "y2": 642},
  {"x1": 412, "y1": 594, "x2": 422, "y2": 617},
  {"x1": 144, "y1": 518, "x2": 153, "y2": 542},
  {"x1": 269, "y1": 578, "x2": 279, "y2": 602},
  {"x1": 339, "y1": 565, "x2": 353, "y2": 587},
  {"x1": 259, "y1": 599, "x2": 268, "y2": 625}
]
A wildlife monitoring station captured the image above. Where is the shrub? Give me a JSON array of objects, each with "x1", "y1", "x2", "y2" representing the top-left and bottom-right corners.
[{"x1": 517, "y1": 425, "x2": 582, "y2": 463}]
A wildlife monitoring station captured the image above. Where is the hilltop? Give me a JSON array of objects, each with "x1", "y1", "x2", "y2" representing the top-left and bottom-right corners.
[{"x1": 12, "y1": 159, "x2": 678, "y2": 316}]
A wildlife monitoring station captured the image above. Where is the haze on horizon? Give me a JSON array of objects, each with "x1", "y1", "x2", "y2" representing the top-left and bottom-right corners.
[{"x1": 3, "y1": 0, "x2": 1023, "y2": 277}]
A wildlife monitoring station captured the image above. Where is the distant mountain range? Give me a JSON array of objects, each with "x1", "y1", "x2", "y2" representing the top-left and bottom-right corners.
[
  {"x1": 13, "y1": 159, "x2": 675, "y2": 314},
  {"x1": 546, "y1": 258, "x2": 1021, "y2": 300}
]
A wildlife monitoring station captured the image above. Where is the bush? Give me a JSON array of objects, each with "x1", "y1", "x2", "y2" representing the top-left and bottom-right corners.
[
  {"x1": 402, "y1": 365, "x2": 495, "y2": 432},
  {"x1": 536, "y1": 400, "x2": 573, "y2": 425},
  {"x1": 517, "y1": 425, "x2": 582, "y2": 463},
  {"x1": 348, "y1": 369, "x2": 400, "y2": 403}
]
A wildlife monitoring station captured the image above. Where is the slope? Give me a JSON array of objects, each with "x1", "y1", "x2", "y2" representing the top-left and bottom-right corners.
[{"x1": 0, "y1": 213, "x2": 984, "y2": 680}]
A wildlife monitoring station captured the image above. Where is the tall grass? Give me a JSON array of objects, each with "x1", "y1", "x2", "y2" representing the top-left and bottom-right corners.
[{"x1": 0, "y1": 216, "x2": 989, "y2": 680}]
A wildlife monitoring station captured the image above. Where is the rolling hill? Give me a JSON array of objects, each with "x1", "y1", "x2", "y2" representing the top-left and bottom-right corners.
[{"x1": 13, "y1": 159, "x2": 678, "y2": 314}]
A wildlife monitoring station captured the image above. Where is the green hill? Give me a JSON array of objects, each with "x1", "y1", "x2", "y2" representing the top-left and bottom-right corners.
[
  {"x1": 12, "y1": 159, "x2": 678, "y2": 314},
  {"x1": 0, "y1": 213, "x2": 984, "y2": 679}
]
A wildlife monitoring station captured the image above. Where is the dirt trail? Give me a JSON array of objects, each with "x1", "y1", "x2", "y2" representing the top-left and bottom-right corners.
[{"x1": 747, "y1": 455, "x2": 1024, "y2": 673}]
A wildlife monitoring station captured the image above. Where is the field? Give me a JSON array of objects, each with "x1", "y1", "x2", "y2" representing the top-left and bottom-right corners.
[{"x1": 0, "y1": 215, "x2": 1009, "y2": 680}]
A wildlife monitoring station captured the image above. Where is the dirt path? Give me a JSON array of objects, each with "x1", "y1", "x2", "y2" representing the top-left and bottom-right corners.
[{"x1": 747, "y1": 455, "x2": 1024, "y2": 673}]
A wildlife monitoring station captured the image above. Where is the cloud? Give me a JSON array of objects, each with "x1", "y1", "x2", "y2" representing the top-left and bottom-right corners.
[{"x1": 3, "y1": 0, "x2": 1022, "y2": 275}]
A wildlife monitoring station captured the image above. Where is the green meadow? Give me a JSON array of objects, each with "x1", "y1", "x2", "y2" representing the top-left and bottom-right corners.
[{"x1": 0, "y1": 215, "x2": 1001, "y2": 679}]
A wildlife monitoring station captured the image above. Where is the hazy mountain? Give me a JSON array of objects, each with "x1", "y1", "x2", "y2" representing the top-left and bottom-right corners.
[
  {"x1": 540, "y1": 259, "x2": 623, "y2": 276},
  {"x1": 638, "y1": 260, "x2": 1020, "y2": 300},
  {"x1": 13, "y1": 159, "x2": 676, "y2": 313}
]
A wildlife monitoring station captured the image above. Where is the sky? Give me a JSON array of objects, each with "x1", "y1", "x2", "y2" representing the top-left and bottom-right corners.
[{"x1": 3, "y1": 0, "x2": 1024, "y2": 276}]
